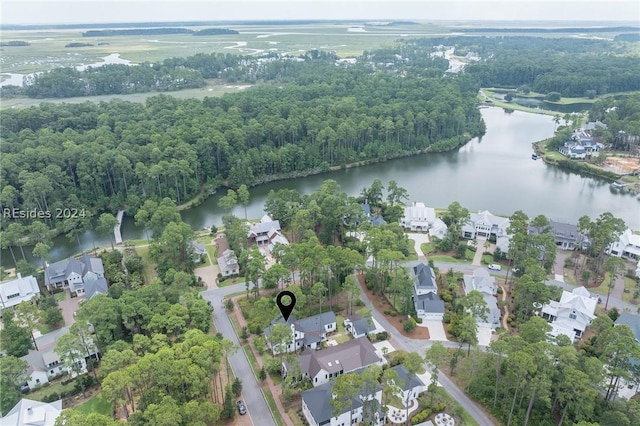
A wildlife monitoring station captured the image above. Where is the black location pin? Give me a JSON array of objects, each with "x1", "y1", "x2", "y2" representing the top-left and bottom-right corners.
[{"x1": 276, "y1": 290, "x2": 296, "y2": 322}]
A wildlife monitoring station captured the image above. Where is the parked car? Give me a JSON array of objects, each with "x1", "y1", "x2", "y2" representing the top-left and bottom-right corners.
[
  {"x1": 488, "y1": 264, "x2": 502, "y2": 271},
  {"x1": 237, "y1": 400, "x2": 247, "y2": 415}
]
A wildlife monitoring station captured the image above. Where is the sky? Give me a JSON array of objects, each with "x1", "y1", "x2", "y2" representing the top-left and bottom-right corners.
[{"x1": 1, "y1": 0, "x2": 639, "y2": 25}]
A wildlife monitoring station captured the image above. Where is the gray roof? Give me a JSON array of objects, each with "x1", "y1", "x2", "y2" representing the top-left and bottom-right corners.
[
  {"x1": 248, "y1": 219, "x2": 281, "y2": 236},
  {"x1": 45, "y1": 255, "x2": 104, "y2": 286},
  {"x1": 413, "y1": 263, "x2": 436, "y2": 290},
  {"x1": 616, "y1": 313, "x2": 640, "y2": 342},
  {"x1": 300, "y1": 337, "x2": 380, "y2": 379},
  {"x1": 391, "y1": 364, "x2": 426, "y2": 391},
  {"x1": 528, "y1": 220, "x2": 588, "y2": 245},
  {"x1": 414, "y1": 292, "x2": 445, "y2": 314},
  {"x1": 84, "y1": 277, "x2": 108, "y2": 299},
  {"x1": 347, "y1": 315, "x2": 376, "y2": 336},
  {"x1": 301, "y1": 377, "x2": 382, "y2": 424},
  {"x1": 296, "y1": 311, "x2": 336, "y2": 333}
]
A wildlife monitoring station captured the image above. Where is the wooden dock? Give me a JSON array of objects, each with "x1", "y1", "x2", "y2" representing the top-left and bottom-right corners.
[{"x1": 114, "y1": 210, "x2": 125, "y2": 245}]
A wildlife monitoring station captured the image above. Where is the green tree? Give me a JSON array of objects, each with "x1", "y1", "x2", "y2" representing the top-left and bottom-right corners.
[
  {"x1": 0, "y1": 310, "x2": 33, "y2": 357},
  {"x1": 310, "y1": 281, "x2": 328, "y2": 314},
  {"x1": 32, "y1": 241, "x2": 51, "y2": 272},
  {"x1": 218, "y1": 189, "x2": 238, "y2": 212},
  {"x1": 237, "y1": 184, "x2": 250, "y2": 219},
  {"x1": 268, "y1": 322, "x2": 293, "y2": 358},
  {"x1": 97, "y1": 212, "x2": 119, "y2": 250},
  {"x1": 0, "y1": 356, "x2": 28, "y2": 416},
  {"x1": 519, "y1": 316, "x2": 552, "y2": 344},
  {"x1": 402, "y1": 352, "x2": 424, "y2": 424},
  {"x1": 603, "y1": 256, "x2": 626, "y2": 310},
  {"x1": 221, "y1": 384, "x2": 236, "y2": 419},
  {"x1": 458, "y1": 313, "x2": 479, "y2": 356},
  {"x1": 14, "y1": 301, "x2": 42, "y2": 350},
  {"x1": 332, "y1": 373, "x2": 363, "y2": 425}
]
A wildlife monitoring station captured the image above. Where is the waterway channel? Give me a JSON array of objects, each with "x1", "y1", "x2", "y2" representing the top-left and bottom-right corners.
[{"x1": 3, "y1": 107, "x2": 638, "y2": 267}]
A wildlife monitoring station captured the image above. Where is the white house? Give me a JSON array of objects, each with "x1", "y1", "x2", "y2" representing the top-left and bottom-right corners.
[
  {"x1": 411, "y1": 263, "x2": 445, "y2": 321},
  {"x1": 216, "y1": 235, "x2": 239, "y2": 277},
  {"x1": 0, "y1": 273, "x2": 40, "y2": 312},
  {"x1": 400, "y1": 202, "x2": 436, "y2": 231},
  {"x1": 302, "y1": 380, "x2": 384, "y2": 426},
  {"x1": 461, "y1": 210, "x2": 511, "y2": 240},
  {"x1": 462, "y1": 269, "x2": 501, "y2": 329},
  {"x1": 248, "y1": 214, "x2": 286, "y2": 246},
  {"x1": 44, "y1": 254, "x2": 107, "y2": 298},
  {"x1": 20, "y1": 326, "x2": 100, "y2": 391},
  {"x1": 265, "y1": 311, "x2": 337, "y2": 355},
  {"x1": 343, "y1": 314, "x2": 383, "y2": 339},
  {"x1": 607, "y1": 229, "x2": 640, "y2": 261},
  {"x1": 389, "y1": 364, "x2": 428, "y2": 407},
  {"x1": 291, "y1": 337, "x2": 384, "y2": 387},
  {"x1": 429, "y1": 217, "x2": 448, "y2": 240},
  {"x1": 541, "y1": 286, "x2": 598, "y2": 341},
  {"x1": 1, "y1": 398, "x2": 62, "y2": 426}
]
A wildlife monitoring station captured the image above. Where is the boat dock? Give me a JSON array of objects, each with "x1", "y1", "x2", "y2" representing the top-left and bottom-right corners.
[{"x1": 114, "y1": 210, "x2": 125, "y2": 245}]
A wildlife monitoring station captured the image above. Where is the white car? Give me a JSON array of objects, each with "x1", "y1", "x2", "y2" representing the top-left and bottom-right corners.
[{"x1": 488, "y1": 264, "x2": 502, "y2": 271}]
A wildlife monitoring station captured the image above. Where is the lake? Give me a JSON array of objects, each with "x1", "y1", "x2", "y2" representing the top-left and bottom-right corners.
[{"x1": 3, "y1": 107, "x2": 638, "y2": 267}]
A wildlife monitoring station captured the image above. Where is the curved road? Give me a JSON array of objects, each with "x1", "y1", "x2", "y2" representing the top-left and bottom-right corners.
[
  {"x1": 200, "y1": 283, "x2": 277, "y2": 426},
  {"x1": 200, "y1": 260, "x2": 631, "y2": 426}
]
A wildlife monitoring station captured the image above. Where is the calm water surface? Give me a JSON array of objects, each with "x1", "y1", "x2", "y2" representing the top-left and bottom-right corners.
[{"x1": 3, "y1": 107, "x2": 638, "y2": 266}]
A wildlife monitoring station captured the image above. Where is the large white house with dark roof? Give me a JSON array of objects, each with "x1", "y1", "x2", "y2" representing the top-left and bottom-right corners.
[
  {"x1": 0, "y1": 273, "x2": 40, "y2": 312},
  {"x1": 301, "y1": 379, "x2": 384, "y2": 426},
  {"x1": 528, "y1": 220, "x2": 589, "y2": 251},
  {"x1": 461, "y1": 210, "x2": 511, "y2": 240},
  {"x1": 264, "y1": 311, "x2": 337, "y2": 355},
  {"x1": 290, "y1": 337, "x2": 384, "y2": 387},
  {"x1": 411, "y1": 263, "x2": 445, "y2": 321},
  {"x1": 20, "y1": 325, "x2": 100, "y2": 391},
  {"x1": 44, "y1": 254, "x2": 107, "y2": 298}
]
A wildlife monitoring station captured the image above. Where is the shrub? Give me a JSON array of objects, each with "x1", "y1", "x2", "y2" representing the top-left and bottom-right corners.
[
  {"x1": 496, "y1": 287, "x2": 503, "y2": 295},
  {"x1": 376, "y1": 331, "x2": 389, "y2": 341},
  {"x1": 225, "y1": 299, "x2": 234, "y2": 311},
  {"x1": 258, "y1": 367, "x2": 267, "y2": 381},
  {"x1": 411, "y1": 409, "x2": 432, "y2": 424},
  {"x1": 240, "y1": 326, "x2": 249, "y2": 340},
  {"x1": 403, "y1": 318, "x2": 416, "y2": 332},
  {"x1": 253, "y1": 336, "x2": 267, "y2": 354},
  {"x1": 442, "y1": 312, "x2": 451, "y2": 324}
]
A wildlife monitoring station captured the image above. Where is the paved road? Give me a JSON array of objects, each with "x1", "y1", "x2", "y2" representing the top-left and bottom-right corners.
[
  {"x1": 200, "y1": 283, "x2": 276, "y2": 426},
  {"x1": 358, "y1": 276, "x2": 496, "y2": 426}
]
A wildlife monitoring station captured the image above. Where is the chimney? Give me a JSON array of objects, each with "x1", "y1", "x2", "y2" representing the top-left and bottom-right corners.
[{"x1": 17, "y1": 272, "x2": 22, "y2": 279}]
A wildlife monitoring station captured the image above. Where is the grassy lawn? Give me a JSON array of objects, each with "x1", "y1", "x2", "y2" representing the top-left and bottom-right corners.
[
  {"x1": 135, "y1": 246, "x2": 157, "y2": 283},
  {"x1": 27, "y1": 379, "x2": 76, "y2": 402},
  {"x1": 54, "y1": 291, "x2": 67, "y2": 302},
  {"x1": 421, "y1": 242, "x2": 435, "y2": 255},
  {"x1": 407, "y1": 239, "x2": 418, "y2": 260},
  {"x1": 125, "y1": 239, "x2": 150, "y2": 246},
  {"x1": 76, "y1": 393, "x2": 111, "y2": 416},
  {"x1": 427, "y1": 255, "x2": 469, "y2": 264},
  {"x1": 481, "y1": 254, "x2": 493, "y2": 265},
  {"x1": 563, "y1": 268, "x2": 578, "y2": 285},
  {"x1": 206, "y1": 245, "x2": 218, "y2": 265},
  {"x1": 217, "y1": 276, "x2": 245, "y2": 287}
]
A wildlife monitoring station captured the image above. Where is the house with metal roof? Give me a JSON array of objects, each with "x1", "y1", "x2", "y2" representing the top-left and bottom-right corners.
[
  {"x1": 1, "y1": 398, "x2": 62, "y2": 426},
  {"x1": 44, "y1": 254, "x2": 107, "y2": 298},
  {"x1": 541, "y1": 286, "x2": 598, "y2": 341},
  {"x1": 411, "y1": 263, "x2": 445, "y2": 321},
  {"x1": 463, "y1": 269, "x2": 501, "y2": 329},
  {"x1": 0, "y1": 273, "x2": 40, "y2": 312}
]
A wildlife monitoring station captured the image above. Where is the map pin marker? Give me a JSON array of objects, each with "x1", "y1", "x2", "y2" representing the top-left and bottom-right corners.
[{"x1": 276, "y1": 290, "x2": 296, "y2": 322}]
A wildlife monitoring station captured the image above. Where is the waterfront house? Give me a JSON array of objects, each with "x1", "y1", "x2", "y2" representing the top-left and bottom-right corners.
[
  {"x1": 607, "y1": 229, "x2": 640, "y2": 261},
  {"x1": 265, "y1": 311, "x2": 337, "y2": 355},
  {"x1": 0, "y1": 273, "x2": 40, "y2": 313},
  {"x1": 400, "y1": 202, "x2": 437, "y2": 231},
  {"x1": 540, "y1": 286, "x2": 598, "y2": 341},
  {"x1": 44, "y1": 254, "x2": 107, "y2": 298},
  {"x1": 247, "y1": 214, "x2": 282, "y2": 246},
  {"x1": 216, "y1": 235, "x2": 239, "y2": 277},
  {"x1": 190, "y1": 240, "x2": 207, "y2": 263},
  {"x1": 461, "y1": 210, "x2": 511, "y2": 241},
  {"x1": 528, "y1": 220, "x2": 589, "y2": 251}
]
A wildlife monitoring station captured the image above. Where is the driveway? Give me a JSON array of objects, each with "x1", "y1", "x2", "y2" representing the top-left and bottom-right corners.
[
  {"x1": 424, "y1": 320, "x2": 448, "y2": 341},
  {"x1": 194, "y1": 264, "x2": 220, "y2": 290},
  {"x1": 477, "y1": 325, "x2": 493, "y2": 346},
  {"x1": 58, "y1": 290, "x2": 81, "y2": 326},
  {"x1": 406, "y1": 232, "x2": 430, "y2": 259}
]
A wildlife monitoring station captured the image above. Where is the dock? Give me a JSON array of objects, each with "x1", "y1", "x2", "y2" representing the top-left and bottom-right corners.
[{"x1": 114, "y1": 209, "x2": 125, "y2": 245}]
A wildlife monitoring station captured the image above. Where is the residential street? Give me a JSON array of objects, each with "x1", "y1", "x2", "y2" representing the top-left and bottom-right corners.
[
  {"x1": 198, "y1": 260, "x2": 635, "y2": 426},
  {"x1": 200, "y1": 283, "x2": 276, "y2": 426}
]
